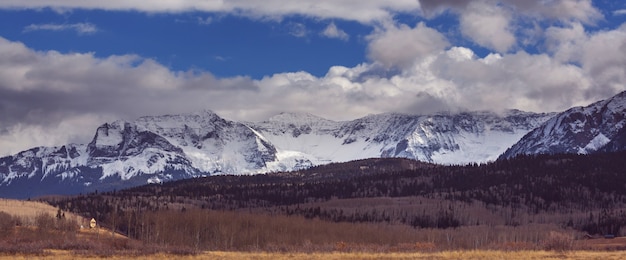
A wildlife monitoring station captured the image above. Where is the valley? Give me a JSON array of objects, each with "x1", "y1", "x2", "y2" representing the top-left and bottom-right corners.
[
  {"x1": 2, "y1": 152, "x2": 626, "y2": 257},
  {"x1": 38, "y1": 152, "x2": 626, "y2": 252},
  {"x1": 0, "y1": 91, "x2": 625, "y2": 258}
]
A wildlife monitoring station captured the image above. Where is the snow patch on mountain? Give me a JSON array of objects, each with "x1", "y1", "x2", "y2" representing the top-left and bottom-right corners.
[
  {"x1": 431, "y1": 129, "x2": 526, "y2": 164},
  {"x1": 252, "y1": 110, "x2": 553, "y2": 166},
  {"x1": 581, "y1": 133, "x2": 611, "y2": 154},
  {"x1": 99, "y1": 148, "x2": 188, "y2": 180}
]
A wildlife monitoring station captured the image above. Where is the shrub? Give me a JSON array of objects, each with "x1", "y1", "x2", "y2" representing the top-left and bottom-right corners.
[
  {"x1": 0, "y1": 241, "x2": 46, "y2": 256},
  {"x1": 541, "y1": 231, "x2": 573, "y2": 252},
  {"x1": 35, "y1": 212, "x2": 56, "y2": 233},
  {"x1": 0, "y1": 211, "x2": 16, "y2": 238},
  {"x1": 57, "y1": 217, "x2": 79, "y2": 233}
]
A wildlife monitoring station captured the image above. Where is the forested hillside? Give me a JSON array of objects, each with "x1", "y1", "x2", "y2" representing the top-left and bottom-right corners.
[{"x1": 45, "y1": 152, "x2": 626, "y2": 247}]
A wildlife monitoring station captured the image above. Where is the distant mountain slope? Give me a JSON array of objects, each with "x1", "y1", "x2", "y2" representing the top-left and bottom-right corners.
[
  {"x1": 500, "y1": 91, "x2": 626, "y2": 159},
  {"x1": 0, "y1": 109, "x2": 553, "y2": 198}
]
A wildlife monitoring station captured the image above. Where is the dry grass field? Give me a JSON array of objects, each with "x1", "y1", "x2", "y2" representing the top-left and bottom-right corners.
[
  {"x1": 1, "y1": 250, "x2": 626, "y2": 260},
  {"x1": 0, "y1": 198, "x2": 127, "y2": 239},
  {"x1": 575, "y1": 236, "x2": 626, "y2": 250},
  {"x1": 0, "y1": 199, "x2": 64, "y2": 218},
  {"x1": 199, "y1": 251, "x2": 626, "y2": 260},
  {"x1": 2, "y1": 198, "x2": 626, "y2": 259},
  {"x1": 0, "y1": 199, "x2": 86, "y2": 226}
]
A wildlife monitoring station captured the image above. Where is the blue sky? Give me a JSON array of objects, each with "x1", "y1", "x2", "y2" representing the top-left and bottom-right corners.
[
  {"x1": 0, "y1": 10, "x2": 379, "y2": 78},
  {"x1": 0, "y1": 0, "x2": 625, "y2": 155}
]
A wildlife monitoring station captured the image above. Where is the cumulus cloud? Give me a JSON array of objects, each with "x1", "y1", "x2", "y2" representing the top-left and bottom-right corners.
[
  {"x1": 579, "y1": 24, "x2": 626, "y2": 97},
  {"x1": 544, "y1": 22, "x2": 587, "y2": 63},
  {"x1": 367, "y1": 22, "x2": 449, "y2": 69},
  {"x1": 544, "y1": 23, "x2": 626, "y2": 98},
  {"x1": 23, "y1": 22, "x2": 98, "y2": 35},
  {"x1": 321, "y1": 22, "x2": 349, "y2": 41},
  {"x1": 430, "y1": 48, "x2": 594, "y2": 112},
  {"x1": 534, "y1": 0, "x2": 602, "y2": 24},
  {"x1": 419, "y1": 0, "x2": 602, "y2": 53},
  {"x1": 459, "y1": 1, "x2": 516, "y2": 53},
  {"x1": 420, "y1": 0, "x2": 601, "y2": 23}
]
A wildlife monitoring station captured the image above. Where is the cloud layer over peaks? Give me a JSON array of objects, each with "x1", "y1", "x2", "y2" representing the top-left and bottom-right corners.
[{"x1": 0, "y1": 0, "x2": 624, "y2": 156}]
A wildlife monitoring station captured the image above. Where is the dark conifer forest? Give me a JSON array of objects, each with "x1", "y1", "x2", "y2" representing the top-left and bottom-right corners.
[{"x1": 44, "y1": 151, "x2": 626, "y2": 246}]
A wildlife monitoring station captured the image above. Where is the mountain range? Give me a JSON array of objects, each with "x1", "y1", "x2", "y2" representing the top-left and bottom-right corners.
[{"x1": 2, "y1": 90, "x2": 626, "y2": 198}]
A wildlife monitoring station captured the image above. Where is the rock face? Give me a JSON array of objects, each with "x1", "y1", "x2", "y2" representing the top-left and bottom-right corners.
[
  {"x1": 0, "y1": 109, "x2": 554, "y2": 198},
  {"x1": 500, "y1": 91, "x2": 626, "y2": 159}
]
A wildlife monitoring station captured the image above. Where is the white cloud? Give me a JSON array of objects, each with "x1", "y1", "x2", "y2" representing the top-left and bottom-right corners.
[
  {"x1": 197, "y1": 16, "x2": 212, "y2": 25},
  {"x1": 534, "y1": 0, "x2": 602, "y2": 24},
  {"x1": 459, "y1": 1, "x2": 516, "y2": 53},
  {"x1": 579, "y1": 24, "x2": 626, "y2": 97},
  {"x1": 430, "y1": 48, "x2": 594, "y2": 112},
  {"x1": 615, "y1": 10, "x2": 626, "y2": 16},
  {"x1": 0, "y1": 0, "x2": 421, "y2": 24},
  {"x1": 0, "y1": 114, "x2": 116, "y2": 157},
  {"x1": 419, "y1": 0, "x2": 602, "y2": 53},
  {"x1": 23, "y1": 22, "x2": 98, "y2": 35},
  {"x1": 321, "y1": 22, "x2": 349, "y2": 41},
  {"x1": 0, "y1": 36, "x2": 259, "y2": 154},
  {"x1": 214, "y1": 56, "x2": 229, "y2": 61},
  {"x1": 544, "y1": 22, "x2": 587, "y2": 63},
  {"x1": 420, "y1": 0, "x2": 602, "y2": 24},
  {"x1": 287, "y1": 22, "x2": 308, "y2": 38},
  {"x1": 544, "y1": 22, "x2": 626, "y2": 98},
  {"x1": 367, "y1": 22, "x2": 449, "y2": 69}
]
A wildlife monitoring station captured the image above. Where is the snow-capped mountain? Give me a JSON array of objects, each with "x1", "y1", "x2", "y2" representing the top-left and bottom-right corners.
[
  {"x1": 252, "y1": 110, "x2": 553, "y2": 169},
  {"x1": 0, "y1": 109, "x2": 553, "y2": 198},
  {"x1": 500, "y1": 91, "x2": 626, "y2": 159}
]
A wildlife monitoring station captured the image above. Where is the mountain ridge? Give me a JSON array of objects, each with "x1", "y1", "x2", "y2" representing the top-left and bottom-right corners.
[{"x1": 500, "y1": 90, "x2": 626, "y2": 159}]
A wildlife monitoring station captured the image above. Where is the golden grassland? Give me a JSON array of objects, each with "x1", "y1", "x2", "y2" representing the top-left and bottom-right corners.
[
  {"x1": 0, "y1": 199, "x2": 87, "y2": 226},
  {"x1": 1, "y1": 250, "x2": 626, "y2": 260},
  {"x1": 2, "y1": 198, "x2": 626, "y2": 259},
  {"x1": 0, "y1": 199, "x2": 62, "y2": 219}
]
